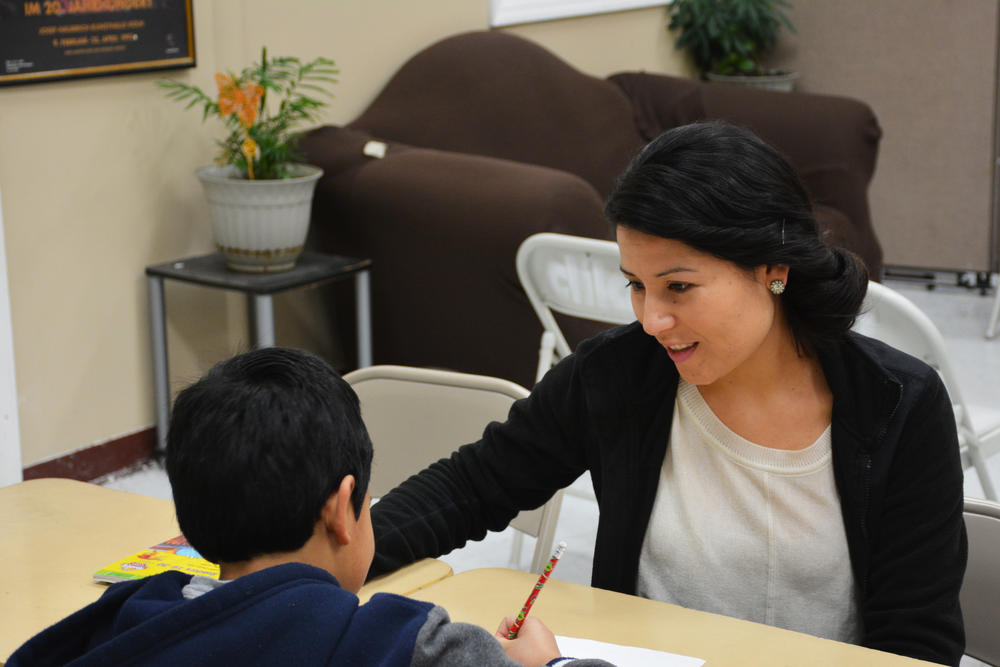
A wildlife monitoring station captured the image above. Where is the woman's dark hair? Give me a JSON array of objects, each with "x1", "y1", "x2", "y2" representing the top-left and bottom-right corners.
[
  {"x1": 605, "y1": 121, "x2": 867, "y2": 353},
  {"x1": 166, "y1": 347, "x2": 372, "y2": 564}
]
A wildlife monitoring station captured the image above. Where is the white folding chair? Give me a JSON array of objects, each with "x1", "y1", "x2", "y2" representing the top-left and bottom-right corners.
[
  {"x1": 514, "y1": 233, "x2": 634, "y2": 505},
  {"x1": 343, "y1": 365, "x2": 564, "y2": 574},
  {"x1": 853, "y1": 281, "x2": 999, "y2": 500},
  {"x1": 985, "y1": 285, "x2": 1000, "y2": 339},
  {"x1": 515, "y1": 233, "x2": 635, "y2": 384},
  {"x1": 962, "y1": 497, "x2": 1000, "y2": 665}
]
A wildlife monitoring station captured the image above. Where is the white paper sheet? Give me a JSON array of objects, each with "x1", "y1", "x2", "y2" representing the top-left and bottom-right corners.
[{"x1": 556, "y1": 635, "x2": 705, "y2": 666}]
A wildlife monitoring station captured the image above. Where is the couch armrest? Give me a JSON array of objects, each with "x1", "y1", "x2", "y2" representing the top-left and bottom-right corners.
[{"x1": 299, "y1": 125, "x2": 612, "y2": 385}]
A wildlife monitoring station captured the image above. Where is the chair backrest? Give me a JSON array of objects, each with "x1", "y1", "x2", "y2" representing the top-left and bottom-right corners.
[
  {"x1": 852, "y1": 281, "x2": 999, "y2": 500},
  {"x1": 343, "y1": 365, "x2": 563, "y2": 573},
  {"x1": 853, "y1": 281, "x2": 975, "y2": 415},
  {"x1": 962, "y1": 497, "x2": 1000, "y2": 665},
  {"x1": 515, "y1": 233, "x2": 635, "y2": 361},
  {"x1": 853, "y1": 282, "x2": 967, "y2": 402}
]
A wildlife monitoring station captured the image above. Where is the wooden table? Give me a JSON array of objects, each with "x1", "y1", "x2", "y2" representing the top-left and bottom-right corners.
[
  {"x1": 409, "y1": 568, "x2": 940, "y2": 666},
  {"x1": 358, "y1": 558, "x2": 451, "y2": 604},
  {"x1": 0, "y1": 478, "x2": 450, "y2": 664}
]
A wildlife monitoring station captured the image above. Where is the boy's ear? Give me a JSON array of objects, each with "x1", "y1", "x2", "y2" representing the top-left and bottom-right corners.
[{"x1": 322, "y1": 475, "x2": 357, "y2": 546}]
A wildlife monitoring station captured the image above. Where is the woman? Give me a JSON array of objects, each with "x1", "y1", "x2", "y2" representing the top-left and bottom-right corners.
[{"x1": 369, "y1": 122, "x2": 966, "y2": 665}]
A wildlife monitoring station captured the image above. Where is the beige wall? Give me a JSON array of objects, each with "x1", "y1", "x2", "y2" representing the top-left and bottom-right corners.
[{"x1": 0, "y1": 2, "x2": 683, "y2": 467}]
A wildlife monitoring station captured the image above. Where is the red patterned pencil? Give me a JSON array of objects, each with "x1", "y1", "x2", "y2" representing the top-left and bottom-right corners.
[{"x1": 506, "y1": 541, "x2": 567, "y2": 639}]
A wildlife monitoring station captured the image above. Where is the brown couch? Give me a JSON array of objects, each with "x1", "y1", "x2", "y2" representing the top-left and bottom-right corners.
[{"x1": 300, "y1": 30, "x2": 882, "y2": 388}]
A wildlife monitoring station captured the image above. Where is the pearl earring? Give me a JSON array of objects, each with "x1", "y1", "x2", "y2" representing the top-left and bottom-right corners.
[{"x1": 769, "y1": 280, "x2": 786, "y2": 295}]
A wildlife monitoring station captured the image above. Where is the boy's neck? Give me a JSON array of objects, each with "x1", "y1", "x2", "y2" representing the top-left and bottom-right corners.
[
  {"x1": 218, "y1": 524, "x2": 345, "y2": 586},
  {"x1": 219, "y1": 553, "x2": 307, "y2": 581},
  {"x1": 215, "y1": 485, "x2": 372, "y2": 592}
]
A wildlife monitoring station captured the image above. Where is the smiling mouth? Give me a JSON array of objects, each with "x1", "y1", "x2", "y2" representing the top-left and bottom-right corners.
[{"x1": 664, "y1": 341, "x2": 698, "y2": 362}]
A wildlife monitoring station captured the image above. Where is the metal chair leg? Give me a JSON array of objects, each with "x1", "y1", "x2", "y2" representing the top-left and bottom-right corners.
[{"x1": 986, "y1": 277, "x2": 1000, "y2": 339}]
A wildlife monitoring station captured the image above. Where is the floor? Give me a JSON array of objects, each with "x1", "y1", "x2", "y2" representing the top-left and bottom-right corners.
[{"x1": 99, "y1": 277, "x2": 1000, "y2": 663}]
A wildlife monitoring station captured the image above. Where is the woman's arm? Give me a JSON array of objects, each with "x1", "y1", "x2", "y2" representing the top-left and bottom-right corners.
[
  {"x1": 368, "y1": 353, "x2": 592, "y2": 578},
  {"x1": 861, "y1": 372, "x2": 967, "y2": 665}
]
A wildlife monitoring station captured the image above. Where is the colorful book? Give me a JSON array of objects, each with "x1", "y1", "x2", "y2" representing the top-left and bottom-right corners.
[{"x1": 93, "y1": 535, "x2": 219, "y2": 583}]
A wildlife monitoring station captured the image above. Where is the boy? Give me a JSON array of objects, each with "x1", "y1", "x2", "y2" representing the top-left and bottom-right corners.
[{"x1": 9, "y1": 348, "x2": 609, "y2": 666}]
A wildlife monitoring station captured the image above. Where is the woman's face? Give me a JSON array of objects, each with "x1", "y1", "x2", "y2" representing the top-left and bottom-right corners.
[{"x1": 617, "y1": 225, "x2": 788, "y2": 388}]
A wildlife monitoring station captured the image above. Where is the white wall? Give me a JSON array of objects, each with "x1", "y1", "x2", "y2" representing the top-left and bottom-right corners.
[{"x1": 0, "y1": 190, "x2": 21, "y2": 486}]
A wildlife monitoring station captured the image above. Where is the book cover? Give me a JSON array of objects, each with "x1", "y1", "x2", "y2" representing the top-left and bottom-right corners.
[{"x1": 93, "y1": 535, "x2": 219, "y2": 583}]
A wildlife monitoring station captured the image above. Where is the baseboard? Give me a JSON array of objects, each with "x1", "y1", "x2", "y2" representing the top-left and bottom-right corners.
[{"x1": 22, "y1": 427, "x2": 157, "y2": 482}]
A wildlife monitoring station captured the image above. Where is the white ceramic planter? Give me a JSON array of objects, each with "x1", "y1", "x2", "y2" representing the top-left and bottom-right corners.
[
  {"x1": 706, "y1": 71, "x2": 799, "y2": 93},
  {"x1": 196, "y1": 163, "x2": 323, "y2": 273}
]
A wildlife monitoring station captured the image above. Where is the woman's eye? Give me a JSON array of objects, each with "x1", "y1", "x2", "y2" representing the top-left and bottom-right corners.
[
  {"x1": 667, "y1": 282, "x2": 691, "y2": 293},
  {"x1": 625, "y1": 280, "x2": 644, "y2": 292}
]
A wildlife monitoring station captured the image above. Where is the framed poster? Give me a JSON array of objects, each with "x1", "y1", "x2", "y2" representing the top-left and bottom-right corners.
[{"x1": 0, "y1": 0, "x2": 194, "y2": 86}]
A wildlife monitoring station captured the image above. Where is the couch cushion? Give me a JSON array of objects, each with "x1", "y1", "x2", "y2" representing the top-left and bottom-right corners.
[{"x1": 349, "y1": 31, "x2": 643, "y2": 198}]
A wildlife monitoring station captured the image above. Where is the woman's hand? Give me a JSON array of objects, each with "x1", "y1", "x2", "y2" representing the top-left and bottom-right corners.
[{"x1": 495, "y1": 614, "x2": 562, "y2": 666}]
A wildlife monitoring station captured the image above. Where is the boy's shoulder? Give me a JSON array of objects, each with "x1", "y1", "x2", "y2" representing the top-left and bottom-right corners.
[{"x1": 8, "y1": 564, "x2": 436, "y2": 666}]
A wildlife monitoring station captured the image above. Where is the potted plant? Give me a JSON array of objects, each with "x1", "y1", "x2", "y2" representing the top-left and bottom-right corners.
[
  {"x1": 159, "y1": 48, "x2": 338, "y2": 272},
  {"x1": 666, "y1": 0, "x2": 797, "y2": 92}
]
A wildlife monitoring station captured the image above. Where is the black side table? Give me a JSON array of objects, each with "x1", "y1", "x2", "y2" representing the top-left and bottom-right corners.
[{"x1": 145, "y1": 251, "x2": 372, "y2": 451}]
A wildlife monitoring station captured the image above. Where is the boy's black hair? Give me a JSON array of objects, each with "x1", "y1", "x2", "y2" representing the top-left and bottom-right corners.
[{"x1": 165, "y1": 347, "x2": 372, "y2": 564}]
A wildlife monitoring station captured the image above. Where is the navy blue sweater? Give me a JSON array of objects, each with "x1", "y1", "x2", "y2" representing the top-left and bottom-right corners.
[
  {"x1": 8, "y1": 563, "x2": 611, "y2": 666},
  {"x1": 9, "y1": 564, "x2": 432, "y2": 665}
]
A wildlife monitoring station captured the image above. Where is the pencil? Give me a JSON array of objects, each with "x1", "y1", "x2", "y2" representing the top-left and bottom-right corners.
[{"x1": 506, "y1": 540, "x2": 567, "y2": 639}]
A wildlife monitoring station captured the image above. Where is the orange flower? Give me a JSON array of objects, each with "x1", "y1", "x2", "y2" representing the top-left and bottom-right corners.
[{"x1": 215, "y1": 73, "x2": 264, "y2": 128}]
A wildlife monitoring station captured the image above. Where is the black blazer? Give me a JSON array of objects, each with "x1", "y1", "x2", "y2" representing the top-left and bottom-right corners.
[{"x1": 371, "y1": 324, "x2": 966, "y2": 665}]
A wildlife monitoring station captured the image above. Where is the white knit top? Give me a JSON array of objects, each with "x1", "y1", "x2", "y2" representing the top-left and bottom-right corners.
[{"x1": 635, "y1": 380, "x2": 861, "y2": 644}]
